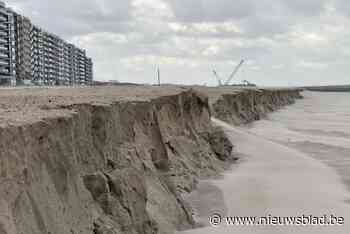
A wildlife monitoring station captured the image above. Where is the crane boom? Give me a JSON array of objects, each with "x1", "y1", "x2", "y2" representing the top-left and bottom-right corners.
[
  {"x1": 212, "y1": 70, "x2": 223, "y2": 86},
  {"x1": 224, "y1": 59, "x2": 244, "y2": 85}
]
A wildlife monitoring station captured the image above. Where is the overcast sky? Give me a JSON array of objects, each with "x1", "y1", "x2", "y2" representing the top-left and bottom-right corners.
[{"x1": 7, "y1": 0, "x2": 350, "y2": 86}]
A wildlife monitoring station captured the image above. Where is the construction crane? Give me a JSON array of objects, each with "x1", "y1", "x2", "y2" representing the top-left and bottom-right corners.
[
  {"x1": 212, "y1": 59, "x2": 245, "y2": 86},
  {"x1": 224, "y1": 59, "x2": 245, "y2": 85},
  {"x1": 212, "y1": 70, "x2": 223, "y2": 86}
]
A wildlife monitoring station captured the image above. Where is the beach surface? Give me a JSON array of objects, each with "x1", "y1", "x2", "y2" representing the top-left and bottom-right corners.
[{"x1": 180, "y1": 91, "x2": 350, "y2": 234}]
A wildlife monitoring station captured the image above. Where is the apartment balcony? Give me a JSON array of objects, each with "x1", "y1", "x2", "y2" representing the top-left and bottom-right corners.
[
  {"x1": 0, "y1": 31, "x2": 8, "y2": 37},
  {"x1": 0, "y1": 60, "x2": 9, "y2": 68},
  {"x1": 0, "y1": 52, "x2": 8, "y2": 60},
  {"x1": 0, "y1": 23, "x2": 8, "y2": 30},
  {"x1": 0, "y1": 8, "x2": 9, "y2": 17},
  {"x1": 0, "y1": 37, "x2": 7, "y2": 45},
  {"x1": 0, "y1": 64, "x2": 9, "y2": 71},
  {"x1": 0, "y1": 45, "x2": 9, "y2": 52},
  {"x1": 0, "y1": 70, "x2": 10, "y2": 77}
]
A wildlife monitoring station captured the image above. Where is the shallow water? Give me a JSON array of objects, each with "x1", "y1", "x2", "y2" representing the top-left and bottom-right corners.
[
  {"x1": 248, "y1": 91, "x2": 350, "y2": 192},
  {"x1": 179, "y1": 91, "x2": 350, "y2": 234}
]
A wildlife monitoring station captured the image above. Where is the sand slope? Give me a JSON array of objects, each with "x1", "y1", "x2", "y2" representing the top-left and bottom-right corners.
[{"x1": 0, "y1": 86, "x2": 301, "y2": 234}]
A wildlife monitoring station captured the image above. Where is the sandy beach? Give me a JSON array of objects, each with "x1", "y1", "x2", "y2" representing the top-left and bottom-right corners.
[{"x1": 180, "y1": 91, "x2": 350, "y2": 234}]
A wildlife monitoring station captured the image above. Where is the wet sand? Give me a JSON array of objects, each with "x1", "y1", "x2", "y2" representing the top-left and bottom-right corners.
[
  {"x1": 180, "y1": 91, "x2": 350, "y2": 234},
  {"x1": 247, "y1": 91, "x2": 350, "y2": 192}
]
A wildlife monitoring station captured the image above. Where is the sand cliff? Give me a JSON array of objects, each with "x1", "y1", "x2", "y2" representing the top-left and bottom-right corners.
[{"x1": 0, "y1": 86, "x2": 302, "y2": 234}]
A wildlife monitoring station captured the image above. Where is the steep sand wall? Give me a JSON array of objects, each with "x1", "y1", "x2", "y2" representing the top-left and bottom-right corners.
[
  {"x1": 209, "y1": 88, "x2": 303, "y2": 125},
  {"x1": 0, "y1": 87, "x2": 302, "y2": 234},
  {"x1": 0, "y1": 90, "x2": 233, "y2": 234}
]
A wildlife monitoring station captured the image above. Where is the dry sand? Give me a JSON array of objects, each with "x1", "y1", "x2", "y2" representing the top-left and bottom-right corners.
[
  {"x1": 0, "y1": 85, "x2": 302, "y2": 234},
  {"x1": 0, "y1": 85, "x2": 299, "y2": 127},
  {"x1": 0, "y1": 86, "x2": 188, "y2": 126},
  {"x1": 180, "y1": 91, "x2": 350, "y2": 234}
]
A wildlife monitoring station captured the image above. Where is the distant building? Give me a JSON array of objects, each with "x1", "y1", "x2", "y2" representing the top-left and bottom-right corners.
[
  {"x1": 1, "y1": 1, "x2": 93, "y2": 86},
  {"x1": 85, "y1": 57, "x2": 93, "y2": 84},
  {"x1": 0, "y1": 1, "x2": 16, "y2": 85},
  {"x1": 13, "y1": 13, "x2": 31, "y2": 84}
]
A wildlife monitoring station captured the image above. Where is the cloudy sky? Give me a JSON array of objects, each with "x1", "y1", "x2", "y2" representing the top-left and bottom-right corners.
[{"x1": 7, "y1": 0, "x2": 350, "y2": 86}]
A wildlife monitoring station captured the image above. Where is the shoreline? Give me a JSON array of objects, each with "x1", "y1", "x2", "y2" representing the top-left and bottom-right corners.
[
  {"x1": 180, "y1": 118, "x2": 350, "y2": 233},
  {"x1": 304, "y1": 85, "x2": 350, "y2": 92}
]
